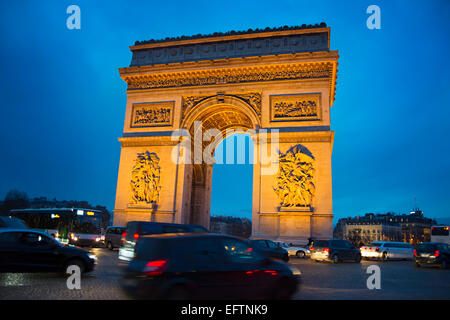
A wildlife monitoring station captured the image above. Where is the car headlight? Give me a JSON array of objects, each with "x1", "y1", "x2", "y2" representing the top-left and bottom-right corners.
[
  {"x1": 288, "y1": 265, "x2": 302, "y2": 276},
  {"x1": 95, "y1": 237, "x2": 101, "y2": 242},
  {"x1": 87, "y1": 253, "x2": 97, "y2": 260}
]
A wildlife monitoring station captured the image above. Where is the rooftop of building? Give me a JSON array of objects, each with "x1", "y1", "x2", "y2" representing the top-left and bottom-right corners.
[{"x1": 134, "y1": 23, "x2": 327, "y2": 46}]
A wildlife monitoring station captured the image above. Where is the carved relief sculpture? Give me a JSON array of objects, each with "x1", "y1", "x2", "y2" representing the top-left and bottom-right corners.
[
  {"x1": 130, "y1": 151, "x2": 161, "y2": 205},
  {"x1": 270, "y1": 94, "x2": 321, "y2": 121},
  {"x1": 274, "y1": 145, "x2": 316, "y2": 208},
  {"x1": 131, "y1": 102, "x2": 174, "y2": 127}
]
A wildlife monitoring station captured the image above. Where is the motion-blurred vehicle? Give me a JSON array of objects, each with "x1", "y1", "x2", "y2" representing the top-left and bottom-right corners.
[
  {"x1": 0, "y1": 229, "x2": 96, "y2": 274},
  {"x1": 360, "y1": 241, "x2": 414, "y2": 261},
  {"x1": 105, "y1": 226, "x2": 126, "y2": 250},
  {"x1": 10, "y1": 208, "x2": 103, "y2": 246},
  {"x1": 414, "y1": 242, "x2": 450, "y2": 269},
  {"x1": 0, "y1": 216, "x2": 28, "y2": 229},
  {"x1": 431, "y1": 225, "x2": 450, "y2": 245},
  {"x1": 248, "y1": 239, "x2": 289, "y2": 262},
  {"x1": 119, "y1": 221, "x2": 209, "y2": 262},
  {"x1": 120, "y1": 233, "x2": 301, "y2": 299},
  {"x1": 310, "y1": 239, "x2": 361, "y2": 263},
  {"x1": 276, "y1": 242, "x2": 310, "y2": 258}
]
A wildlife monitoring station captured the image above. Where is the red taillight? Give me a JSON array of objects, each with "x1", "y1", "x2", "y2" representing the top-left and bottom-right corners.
[
  {"x1": 133, "y1": 233, "x2": 139, "y2": 239},
  {"x1": 413, "y1": 249, "x2": 417, "y2": 257},
  {"x1": 264, "y1": 270, "x2": 278, "y2": 276},
  {"x1": 122, "y1": 232, "x2": 126, "y2": 238},
  {"x1": 375, "y1": 247, "x2": 379, "y2": 252},
  {"x1": 310, "y1": 247, "x2": 315, "y2": 251},
  {"x1": 323, "y1": 248, "x2": 330, "y2": 252},
  {"x1": 434, "y1": 250, "x2": 440, "y2": 257},
  {"x1": 144, "y1": 260, "x2": 168, "y2": 276}
]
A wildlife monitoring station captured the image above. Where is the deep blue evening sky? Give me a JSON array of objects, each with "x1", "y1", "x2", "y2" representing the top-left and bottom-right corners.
[{"x1": 0, "y1": 1, "x2": 449, "y2": 223}]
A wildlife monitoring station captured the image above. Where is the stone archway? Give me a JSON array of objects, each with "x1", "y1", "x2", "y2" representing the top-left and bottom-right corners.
[
  {"x1": 180, "y1": 96, "x2": 261, "y2": 228},
  {"x1": 113, "y1": 25, "x2": 338, "y2": 243}
]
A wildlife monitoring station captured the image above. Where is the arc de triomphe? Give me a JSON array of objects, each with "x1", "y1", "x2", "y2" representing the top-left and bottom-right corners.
[{"x1": 113, "y1": 24, "x2": 339, "y2": 243}]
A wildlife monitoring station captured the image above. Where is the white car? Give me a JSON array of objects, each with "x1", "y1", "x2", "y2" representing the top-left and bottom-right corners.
[
  {"x1": 360, "y1": 241, "x2": 415, "y2": 261},
  {"x1": 276, "y1": 242, "x2": 310, "y2": 258}
]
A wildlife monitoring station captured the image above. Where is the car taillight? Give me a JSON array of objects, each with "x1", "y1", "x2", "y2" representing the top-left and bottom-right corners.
[
  {"x1": 375, "y1": 247, "x2": 379, "y2": 252},
  {"x1": 143, "y1": 260, "x2": 168, "y2": 276},
  {"x1": 264, "y1": 270, "x2": 278, "y2": 276},
  {"x1": 133, "y1": 233, "x2": 139, "y2": 239},
  {"x1": 413, "y1": 249, "x2": 417, "y2": 256},
  {"x1": 310, "y1": 247, "x2": 315, "y2": 251},
  {"x1": 434, "y1": 250, "x2": 440, "y2": 257},
  {"x1": 122, "y1": 232, "x2": 126, "y2": 238},
  {"x1": 323, "y1": 248, "x2": 330, "y2": 252}
]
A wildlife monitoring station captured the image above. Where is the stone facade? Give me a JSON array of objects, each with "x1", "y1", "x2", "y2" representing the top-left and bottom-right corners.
[{"x1": 113, "y1": 25, "x2": 339, "y2": 243}]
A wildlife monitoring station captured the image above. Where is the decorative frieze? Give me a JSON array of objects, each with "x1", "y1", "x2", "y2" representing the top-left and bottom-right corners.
[
  {"x1": 124, "y1": 62, "x2": 333, "y2": 90},
  {"x1": 270, "y1": 93, "x2": 321, "y2": 122},
  {"x1": 131, "y1": 101, "x2": 174, "y2": 127}
]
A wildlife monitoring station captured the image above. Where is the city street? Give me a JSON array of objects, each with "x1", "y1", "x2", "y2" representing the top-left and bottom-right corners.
[{"x1": 1, "y1": 248, "x2": 449, "y2": 300}]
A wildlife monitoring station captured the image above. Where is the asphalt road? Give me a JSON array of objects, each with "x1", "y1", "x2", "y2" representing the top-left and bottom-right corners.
[{"x1": 1, "y1": 248, "x2": 449, "y2": 300}]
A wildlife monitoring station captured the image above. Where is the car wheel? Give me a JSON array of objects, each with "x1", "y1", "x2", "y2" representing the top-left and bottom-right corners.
[
  {"x1": 296, "y1": 251, "x2": 305, "y2": 259},
  {"x1": 107, "y1": 242, "x2": 113, "y2": 250},
  {"x1": 332, "y1": 254, "x2": 339, "y2": 264},
  {"x1": 381, "y1": 252, "x2": 388, "y2": 262},
  {"x1": 65, "y1": 259, "x2": 85, "y2": 275},
  {"x1": 355, "y1": 254, "x2": 361, "y2": 263},
  {"x1": 166, "y1": 286, "x2": 190, "y2": 300},
  {"x1": 440, "y1": 260, "x2": 447, "y2": 269}
]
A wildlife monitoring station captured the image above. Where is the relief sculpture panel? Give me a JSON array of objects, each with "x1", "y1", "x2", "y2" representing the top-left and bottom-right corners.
[
  {"x1": 131, "y1": 101, "x2": 174, "y2": 127},
  {"x1": 274, "y1": 145, "x2": 316, "y2": 209},
  {"x1": 130, "y1": 151, "x2": 161, "y2": 205},
  {"x1": 270, "y1": 94, "x2": 321, "y2": 122}
]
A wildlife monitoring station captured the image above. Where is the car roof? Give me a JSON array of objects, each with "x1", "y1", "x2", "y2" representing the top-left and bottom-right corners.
[
  {"x1": 139, "y1": 232, "x2": 237, "y2": 240},
  {"x1": 0, "y1": 228, "x2": 48, "y2": 235}
]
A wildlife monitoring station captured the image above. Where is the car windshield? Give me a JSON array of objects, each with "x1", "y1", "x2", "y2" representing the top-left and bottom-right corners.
[{"x1": 312, "y1": 240, "x2": 329, "y2": 248}]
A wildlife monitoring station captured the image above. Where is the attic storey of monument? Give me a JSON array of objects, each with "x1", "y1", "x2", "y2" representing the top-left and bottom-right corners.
[{"x1": 113, "y1": 24, "x2": 338, "y2": 243}]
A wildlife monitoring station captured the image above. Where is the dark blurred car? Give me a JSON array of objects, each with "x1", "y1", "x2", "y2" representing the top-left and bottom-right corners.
[
  {"x1": 120, "y1": 233, "x2": 301, "y2": 300},
  {"x1": 119, "y1": 221, "x2": 208, "y2": 262},
  {"x1": 0, "y1": 229, "x2": 96, "y2": 274},
  {"x1": 0, "y1": 216, "x2": 28, "y2": 229},
  {"x1": 248, "y1": 239, "x2": 289, "y2": 262},
  {"x1": 414, "y1": 242, "x2": 450, "y2": 269},
  {"x1": 105, "y1": 226, "x2": 126, "y2": 250},
  {"x1": 310, "y1": 239, "x2": 361, "y2": 263}
]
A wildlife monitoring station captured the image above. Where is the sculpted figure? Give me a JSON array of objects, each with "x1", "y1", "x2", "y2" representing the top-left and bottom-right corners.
[
  {"x1": 130, "y1": 151, "x2": 161, "y2": 204},
  {"x1": 274, "y1": 145, "x2": 315, "y2": 207}
]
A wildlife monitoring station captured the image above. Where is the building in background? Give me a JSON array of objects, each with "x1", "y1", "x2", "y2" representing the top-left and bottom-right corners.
[
  {"x1": 334, "y1": 209, "x2": 436, "y2": 246},
  {"x1": 210, "y1": 215, "x2": 251, "y2": 239}
]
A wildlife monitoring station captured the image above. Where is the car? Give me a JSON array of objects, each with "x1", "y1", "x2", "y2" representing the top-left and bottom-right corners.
[
  {"x1": 276, "y1": 242, "x2": 310, "y2": 258},
  {"x1": 0, "y1": 229, "x2": 97, "y2": 274},
  {"x1": 248, "y1": 239, "x2": 289, "y2": 262},
  {"x1": 119, "y1": 221, "x2": 209, "y2": 262},
  {"x1": 310, "y1": 239, "x2": 361, "y2": 263},
  {"x1": 0, "y1": 216, "x2": 28, "y2": 229},
  {"x1": 360, "y1": 241, "x2": 415, "y2": 261},
  {"x1": 120, "y1": 233, "x2": 301, "y2": 300},
  {"x1": 105, "y1": 226, "x2": 126, "y2": 250},
  {"x1": 414, "y1": 242, "x2": 450, "y2": 269}
]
